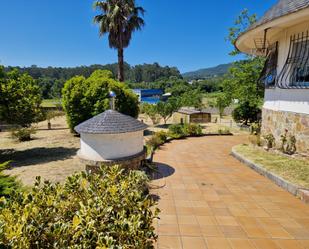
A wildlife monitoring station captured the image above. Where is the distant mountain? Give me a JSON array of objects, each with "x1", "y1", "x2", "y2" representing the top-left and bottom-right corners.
[{"x1": 182, "y1": 63, "x2": 233, "y2": 80}]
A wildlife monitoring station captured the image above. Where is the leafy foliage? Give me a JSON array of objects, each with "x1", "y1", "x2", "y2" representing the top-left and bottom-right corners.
[
  {"x1": 4, "y1": 63, "x2": 182, "y2": 99},
  {"x1": 183, "y1": 123, "x2": 203, "y2": 136},
  {"x1": 0, "y1": 67, "x2": 42, "y2": 127},
  {"x1": 0, "y1": 162, "x2": 20, "y2": 197},
  {"x1": 281, "y1": 130, "x2": 297, "y2": 155},
  {"x1": 226, "y1": 9, "x2": 257, "y2": 56},
  {"x1": 156, "y1": 100, "x2": 179, "y2": 124},
  {"x1": 0, "y1": 166, "x2": 159, "y2": 248},
  {"x1": 10, "y1": 127, "x2": 37, "y2": 142},
  {"x1": 62, "y1": 70, "x2": 139, "y2": 132},
  {"x1": 232, "y1": 101, "x2": 261, "y2": 125},
  {"x1": 142, "y1": 103, "x2": 161, "y2": 125}
]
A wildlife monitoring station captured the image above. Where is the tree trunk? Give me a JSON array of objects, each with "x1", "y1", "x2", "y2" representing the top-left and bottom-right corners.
[{"x1": 117, "y1": 48, "x2": 124, "y2": 82}]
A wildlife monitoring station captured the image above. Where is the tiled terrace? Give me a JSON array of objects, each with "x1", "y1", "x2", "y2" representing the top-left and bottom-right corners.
[{"x1": 151, "y1": 136, "x2": 309, "y2": 249}]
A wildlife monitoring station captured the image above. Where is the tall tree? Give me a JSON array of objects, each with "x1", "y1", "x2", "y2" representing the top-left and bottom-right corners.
[{"x1": 94, "y1": 0, "x2": 145, "y2": 82}]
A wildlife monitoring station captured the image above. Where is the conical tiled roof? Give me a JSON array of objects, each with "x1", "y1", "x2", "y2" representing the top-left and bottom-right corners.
[
  {"x1": 250, "y1": 0, "x2": 309, "y2": 30},
  {"x1": 75, "y1": 110, "x2": 148, "y2": 134}
]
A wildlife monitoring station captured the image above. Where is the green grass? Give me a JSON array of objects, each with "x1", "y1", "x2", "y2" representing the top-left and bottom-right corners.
[
  {"x1": 41, "y1": 99, "x2": 61, "y2": 108},
  {"x1": 234, "y1": 144, "x2": 309, "y2": 189}
]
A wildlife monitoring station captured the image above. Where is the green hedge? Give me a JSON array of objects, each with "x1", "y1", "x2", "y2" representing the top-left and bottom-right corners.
[{"x1": 0, "y1": 166, "x2": 159, "y2": 248}]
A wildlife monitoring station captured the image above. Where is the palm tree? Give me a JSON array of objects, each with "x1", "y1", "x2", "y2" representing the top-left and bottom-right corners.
[{"x1": 94, "y1": 0, "x2": 145, "y2": 82}]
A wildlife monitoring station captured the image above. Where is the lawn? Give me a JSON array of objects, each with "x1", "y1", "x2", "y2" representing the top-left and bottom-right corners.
[
  {"x1": 41, "y1": 99, "x2": 61, "y2": 108},
  {"x1": 0, "y1": 116, "x2": 83, "y2": 186},
  {"x1": 234, "y1": 144, "x2": 309, "y2": 189}
]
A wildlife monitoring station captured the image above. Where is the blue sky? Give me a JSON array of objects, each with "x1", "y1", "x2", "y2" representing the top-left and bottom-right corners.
[{"x1": 0, "y1": 0, "x2": 276, "y2": 73}]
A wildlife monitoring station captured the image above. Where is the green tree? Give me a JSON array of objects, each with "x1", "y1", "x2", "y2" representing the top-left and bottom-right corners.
[
  {"x1": 215, "y1": 93, "x2": 230, "y2": 118},
  {"x1": 62, "y1": 70, "x2": 138, "y2": 132},
  {"x1": 180, "y1": 89, "x2": 204, "y2": 109},
  {"x1": 156, "y1": 100, "x2": 179, "y2": 124},
  {"x1": 227, "y1": 9, "x2": 257, "y2": 56},
  {"x1": 223, "y1": 9, "x2": 265, "y2": 123},
  {"x1": 0, "y1": 67, "x2": 42, "y2": 127},
  {"x1": 143, "y1": 103, "x2": 160, "y2": 125},
  {"x1": 94, "y1": 0, "x2": 145, "y2": 82}
]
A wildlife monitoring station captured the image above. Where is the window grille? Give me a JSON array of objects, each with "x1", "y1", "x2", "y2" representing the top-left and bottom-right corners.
[
  {"x1": 259, "y1": 42, "x2": 278, "y2": 88},
  {"x1": 277, "y1": 31, "x2": 309, "y2": 88}
]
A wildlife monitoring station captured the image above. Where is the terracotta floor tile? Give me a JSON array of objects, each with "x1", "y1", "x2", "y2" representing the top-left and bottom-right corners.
[
  {"x1": 265, "y1": 225, "x2": 294, "y2": 239},
  {"x1": 206, "y1": 238, "x2": 232, "y2": 249},
  {"x1": 152, "y1": 136, "x2": 308, "y2": 247},
  {"x1": 182, "y1": 236, "x2": 207, "y2": 249},
  {"x1": 284, "y1": 227, "x2": 309, "y2": 239},
  {"x1": 298, "y1": 240, "x2": 309, "y2": 249},
  {"x1": 159, "y1": 215, "x2": 178, "y2": 225},
  {"x1": 158, "y1": 224, "x2": 179, "y2": 236},
  {"x1": 275, "y1": 240, "x2": 305, "y2": 249},
  {"x1": 216, "y1": 216, "x2": 239, "y2": 226},
  {"x1": 177, "y1": 215, "x2": 198, "y2": 225},
  {"x1": 197, "y1": 216, "x2": 218, "y2": 226},
  {"x1": 201, "y1": 225, "x2": 224, "y2": 237},
  {"x1": 158, "y1": 236, "x2": 182, "y2": 249},
  {"x1": 179, "y1": 224, "x2": 202, "y2": 237},
  {"x1": 220, "y1": 226, "x2": 248, "y2": 238},
  {"x1": 228, "y1": 238, "x2": 256, "y2": 249},
  {"x1": 252, "y1": 239, "x2": 281, "y2": 249}
]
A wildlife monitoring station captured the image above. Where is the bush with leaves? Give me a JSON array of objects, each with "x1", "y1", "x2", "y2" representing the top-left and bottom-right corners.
[
  {"x1": 62, "y1": 70, "x2": 139, "y2": 132},
  {"x1": 281, "y1": 130, "x2": 297, "y2": 155},
  {"x1": 0, "y1": 162, "x2": 20, "y2": 197},
  {"x1": 232, "y1": 101, "x2": 261, "y2": 125},
  {"x1": 11, "y1": 127, "x2": 37, "y2": 142},
  {"x1": 263, "y1": 133, "x2": 275, "y2": 149},
  {"x1": 0, "y1": 166, "x2": 159, "y2": 248},
  {"x1": 0, "y1": 67, "x2": 42, "y2": 128},
  {"x1": 183, "y1": 123, "x2": 203, "y2": 136},
  {"x1": 168, "y1": 124, "x2": 187, "y2": 139}
]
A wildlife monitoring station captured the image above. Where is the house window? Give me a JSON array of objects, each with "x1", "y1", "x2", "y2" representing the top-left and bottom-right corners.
[
  {"x1": 277, "y1": 31, "x2": 309, "y2": 88},
  {"x1": 259, "y1": 42, "x2": 278, "y2": 88}
]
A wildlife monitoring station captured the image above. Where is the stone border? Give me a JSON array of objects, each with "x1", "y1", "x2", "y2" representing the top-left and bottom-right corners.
[{"x1": 231, "y1": 147, "x2": 309, "y2": 204}]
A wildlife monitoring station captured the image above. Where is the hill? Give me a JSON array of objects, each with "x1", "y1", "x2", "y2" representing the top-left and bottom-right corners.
[{"x1": 182, "y1": 63, "x2": 233, "y2": 80}]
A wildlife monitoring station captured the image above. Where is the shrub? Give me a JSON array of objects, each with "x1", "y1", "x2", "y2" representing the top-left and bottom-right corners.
[
  {"x1": 146, "y1": 135, "x2": 164, "y2": 151},
  {"x1": 155, "y1": 131, "x2": 168, "y2": 143},
  {"x1": 183, "y1": 123, "x2": 203, "y2": 136},
  {"x1": 232, "y1": 101, "x2": 261, "y2": 125},
  {"x1": 250, "y1": 122, "x2": 261, "y2": 135},
  {"x1": 281, "y1": 130, "x2": 297, "y2": 155},
  {"x1": 11, "y1": 127, "x2": 36, "y2": 142},
  {"x1": 62, "y1": 70, "x2": 139, "y2": 132},
  {"x1": 0, "y1": 166, "x2": 159, "y2": 248},
  {"x1": 0, "y1": 162, "x2": 21, "y2": 197},
  {"x1": 168, "y1": 124, "x2": 186, "y2": 139},
  {"x1": 263, "y1": 133, "x2": 275, "y2": 149},
  {"x1": 218, "y1": 128, "x2": 231, "y2": 135}
]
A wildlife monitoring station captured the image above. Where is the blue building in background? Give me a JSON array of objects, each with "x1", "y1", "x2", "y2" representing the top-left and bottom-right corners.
[{"x1": 132, "y1": 89, "x2": 164, "y2": 104}]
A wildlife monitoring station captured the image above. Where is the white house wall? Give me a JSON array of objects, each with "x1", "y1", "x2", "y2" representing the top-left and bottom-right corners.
[
  {"x1": 264, "y1": 21, "x2": 309, "y2": 115},
  {"x1": 80, "y1": 131, "x2": 144, "y2": 161}
]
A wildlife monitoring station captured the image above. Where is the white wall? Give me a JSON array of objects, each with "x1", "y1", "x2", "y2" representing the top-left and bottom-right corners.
[
  {"x1": 263, "y1": 20, "x2": 309, "y2": 115},
  {"x1": 79, "y1": 131, "x2": 144, "y2": 161},
  {"x1": 264, "y1": 88, "x2": 309, "y2": 114}
]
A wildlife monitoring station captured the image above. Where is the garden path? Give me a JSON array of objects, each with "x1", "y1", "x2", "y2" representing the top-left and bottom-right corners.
[{"x1": 151, "y1": 135, "x2": 309, "y2": 249}]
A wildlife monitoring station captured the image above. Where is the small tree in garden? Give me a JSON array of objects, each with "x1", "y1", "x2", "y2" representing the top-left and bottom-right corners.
[
  {"x1": 215, "y1": 93, "x2": 230, "y2": 118},
  {"x1": 232, "y1": 101, "x2": 261, "y2": 125},
  {"x1": 156, "y1": 100, "x2": 178, "y2": 124},
  {"x1": 62, "y1": 70, "x2": 139, "y2": 132},
  {"x1": 143, "y1": 103, "x2": 160, "y2": 125},
  {"x1": 0, "y1": 67, "x2": 42, "y2": 128}
]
